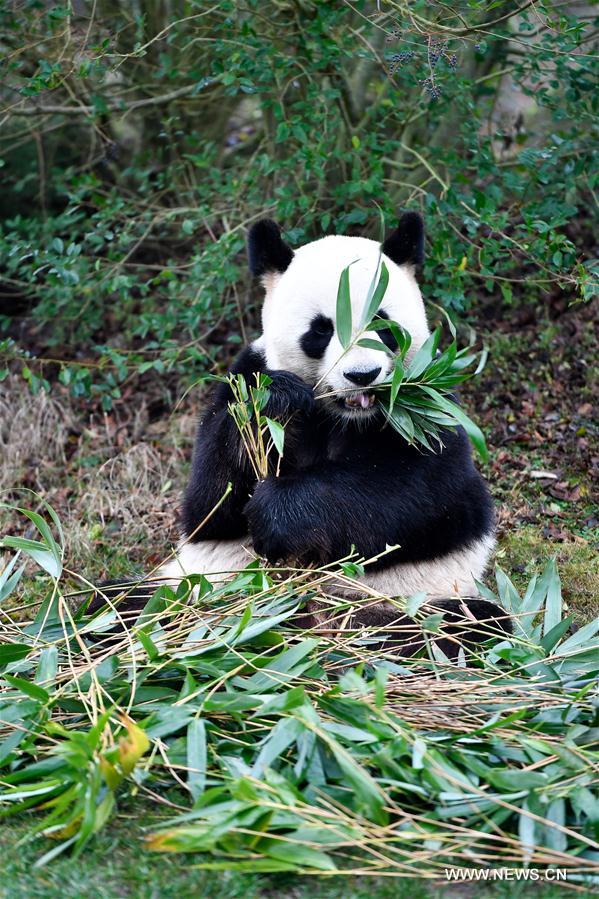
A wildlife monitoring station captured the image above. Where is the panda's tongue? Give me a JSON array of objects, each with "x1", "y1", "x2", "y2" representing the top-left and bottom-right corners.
[{"x1": 345, "y1": 392, "x2": 375, "y2": 409}]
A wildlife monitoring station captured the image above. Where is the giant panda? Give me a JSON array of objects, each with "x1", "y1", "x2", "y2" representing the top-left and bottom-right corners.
[
  {"x1": 154, "y1": 212, "x2": 508, "y2": 650},
  {"x1": 90, "y1": 212, "x2": 510, "y2": 654}
]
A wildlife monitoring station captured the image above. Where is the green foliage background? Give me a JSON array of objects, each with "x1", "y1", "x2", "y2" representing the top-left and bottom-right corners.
[{"x1": 1, "y1": 0, "x2": 597, "y2": 406}]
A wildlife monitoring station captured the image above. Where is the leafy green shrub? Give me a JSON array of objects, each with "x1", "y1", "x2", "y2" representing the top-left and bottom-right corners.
[{"x1": 1, "y1": 1, "x2": 597, "y2": 404}]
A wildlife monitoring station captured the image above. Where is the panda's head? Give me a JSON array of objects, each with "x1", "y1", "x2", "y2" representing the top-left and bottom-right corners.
[{"x1": 248, "y1": 213, "x2": 430, "y2": 421}]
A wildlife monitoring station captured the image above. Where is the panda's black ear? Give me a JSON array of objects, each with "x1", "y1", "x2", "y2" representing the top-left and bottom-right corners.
[
  {"x1": 382, "y1": 211, "x2": 424, "y2": 268},
  {"x1": 248, "y1": 219, "x2": 294, "y2": 277}
]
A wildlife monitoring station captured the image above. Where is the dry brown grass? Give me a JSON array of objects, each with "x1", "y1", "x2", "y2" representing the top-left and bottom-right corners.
[
  {"x1": 0, "y1": 376, "x2": 75, "y2": 494},
  {"x1": 0, "y1": 377, "x2": 197, "y2": 578}
]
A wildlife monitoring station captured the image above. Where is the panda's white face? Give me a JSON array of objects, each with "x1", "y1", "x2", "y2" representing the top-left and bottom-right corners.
[{"x1": 259, "y1": 235, "x2": 430, "y2": 420}]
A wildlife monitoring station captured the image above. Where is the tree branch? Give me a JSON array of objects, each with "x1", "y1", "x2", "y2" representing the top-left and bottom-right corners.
[
  {"x1": 384, "y1": 0, "x2": 536, "y2": 37},
  {"x1": 4, "y1": 81, "x2": 218, "y2": 117}
]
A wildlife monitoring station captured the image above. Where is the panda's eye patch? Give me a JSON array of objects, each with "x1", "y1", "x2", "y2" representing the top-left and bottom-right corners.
[
  {"x1": 375, "y1": 310, "x2": 399, "y2": 352},
  {"x1": 311, "y1": 315, "x2": 334, "y2": 336},
  {"x1": 300, "y1": 314, "x2": 334, "y2": 359}
]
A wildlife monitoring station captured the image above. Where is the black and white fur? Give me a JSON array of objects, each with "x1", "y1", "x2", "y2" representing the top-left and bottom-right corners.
[{"x1": 159, "y1": 214, "x2": 498, "y2": 612}]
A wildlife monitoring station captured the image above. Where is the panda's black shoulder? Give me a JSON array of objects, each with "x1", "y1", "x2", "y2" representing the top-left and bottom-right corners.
[
  {"x1": 354, "y1": 417, "x2": 478, "y2": 471},
  {"x1": 417, "y1": 426, "x2": 481, "y2": 474},
  {"x1": 231, "y1": 344, "x2": 266, "y2": 377},
  {"x1": 397, "y1": 426, "x2": 489, "y2": 494},
  {"x1": 361, "y1": 424, "x2": 494, "y2": 562},
  {"x1": 211, "y1": 344, "x2": 267, "y2": 405},
  {"x1": 354, "y1": 421, "x2": 493, "y2": 521}
]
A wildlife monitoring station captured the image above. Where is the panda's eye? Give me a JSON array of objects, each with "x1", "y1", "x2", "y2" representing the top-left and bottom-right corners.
[
  {"x1": 375, "y1": 310, "x2": 399, "y2": 352},
  {"x1": 300, "y1": 315, "x2": 334, "y2": 359},
  {"x1": 313, "y1": 317, "x2": 334, "y2": 336}
]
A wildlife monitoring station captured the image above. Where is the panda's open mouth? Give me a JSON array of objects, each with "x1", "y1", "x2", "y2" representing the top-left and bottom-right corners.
[{"x1": 341, "y1": 391, "x2": 377, "y2": 412}]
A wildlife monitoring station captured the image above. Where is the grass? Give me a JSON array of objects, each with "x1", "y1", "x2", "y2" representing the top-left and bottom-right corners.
[
  {"x1": 498, "y1": 525, "x2": 598, "y2": 624},
  {"x1": 0, "y1": 811, "x2": 581, "y2": 899},
  {"x1": 0, "y1": 375, "x2": 192, "y2": 603},
  {"x1": 3, "y1": 803, "x2": 425, "y2": 899}
]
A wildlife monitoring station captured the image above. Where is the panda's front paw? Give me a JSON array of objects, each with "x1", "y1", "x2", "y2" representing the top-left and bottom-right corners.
[
  {"x1": 250, "y1": 528, "x2": 290, "y2": 564},
  {"x1": 265, "y1": 370, "x2": 314, "y2": 418},
  {"x1": 245, "y1": 479, "x2": 292, "y2": 562},
  {"x1": 245, "y1": 477, "x2": 331, "y2": 565}
]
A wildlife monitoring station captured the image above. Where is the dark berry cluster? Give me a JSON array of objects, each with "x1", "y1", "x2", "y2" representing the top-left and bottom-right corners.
[
  {"x1": 420, "y1": 76, "x2": 441, "y2": 100},
  {"x1": 388, "y1": 49, "x2": 415, "y2": 74},
  {"x1": 386, "y1": 31, "x2": 465, "y2": 100},
  {"x1": 428, "y1": 39, "x2": 446, "y2": 67},
  {"x1": 385, "y1": 27, "x2": 403, "y2": 42},
  {"x1": 424, "y1": 38, "x2": 462, "y2": 98},
  {"x1": 428, "y1": 38, "x2": 455, "y2": 69}
]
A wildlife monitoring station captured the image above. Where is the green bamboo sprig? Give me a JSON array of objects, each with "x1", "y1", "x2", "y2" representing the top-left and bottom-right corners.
[
  {"x1": 226, "y1": 372, "x2": 286, "y2": 479},
  {"x1": 333, "y1": 257, "x2": 489, "y2": 460}
]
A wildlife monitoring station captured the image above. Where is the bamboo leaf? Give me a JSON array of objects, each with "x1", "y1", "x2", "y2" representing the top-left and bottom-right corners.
[
  {"x1": 518, "y1": 803, "x2": 536, "y2": 865},
  {"x1": 252, "y1": 717, "x2": 304, "y2": 775},
  {"x1": 405, "y1": 327, "x2": 442, "y2": 379},
  {"x1": 543, "y1": 558, "x2": 562, "y2": 636},
  {"x1": 35, "y1": 647, "x2": 58, "y2": 687},
  {"x1": 4, "y1": 675, "x2": 49, "y2": 704},
  {"x1": 1, "y1": 536, "x2": 61, "y2": 578},
  {"x1": 187, "y1": 719, "x2": 207, "y2": 803},
  {"x1": 265, "y1": 417, "x2": 285, "y2": 456},
  {"x1": 0, "y1": 554, "x2": 26, "y2": 604},
  {"x1": 421, "y1": 387, "x2": 488, "y2": 461},
  {"x1": 0, "y1": 505, "x2": 62, "y2": 578},
  {"x1": 0, "y1": 643, "x2": 31, "y2": 669},
  {"x1": 356, "y1": 337, "x2": 391, "y2": 354},
  {"x1": 361, "y1": 260, "x2": 389, "y2": 326},
  {"x1": 557, "y1": 617, "x2": 599, "y2": 654},
  {"x1": 406, "y1": 592, "x2": 428, "y2": 616},
  {"x1": 264, "y1": 841, "x2": 337, "y2": 871},
  {"x1": 540, "y1": 618, "x2": 571, "y2": 653},
  {"x1": 390, "y1": 358, "x2": 404, "y2": 406},
  {"x1": 118, "y1": 717, "x2": 150, "y2": 775},
  {"x1": 335, "y1": 262, "x2": 354, "y2": 349},
  {"x1": 385, "y1": 405, "x2": 415, "y2": 443}
]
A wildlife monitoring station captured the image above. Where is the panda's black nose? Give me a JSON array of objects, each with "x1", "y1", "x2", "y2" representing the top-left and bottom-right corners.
[{"x1": 344, "y1": 367, "x2": 381, "y2": 386}]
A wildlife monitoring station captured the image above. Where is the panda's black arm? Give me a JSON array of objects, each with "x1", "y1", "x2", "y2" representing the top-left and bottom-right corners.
[
  {"x1": 244, "y1": 452, "x2": 493, "y2": 566},
  {"x1": 181, "y1": 410, "x2": 251, "y2": 540},
  {"x1": 181, "y1": 346, "x2": 314, "y2": 540}
]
